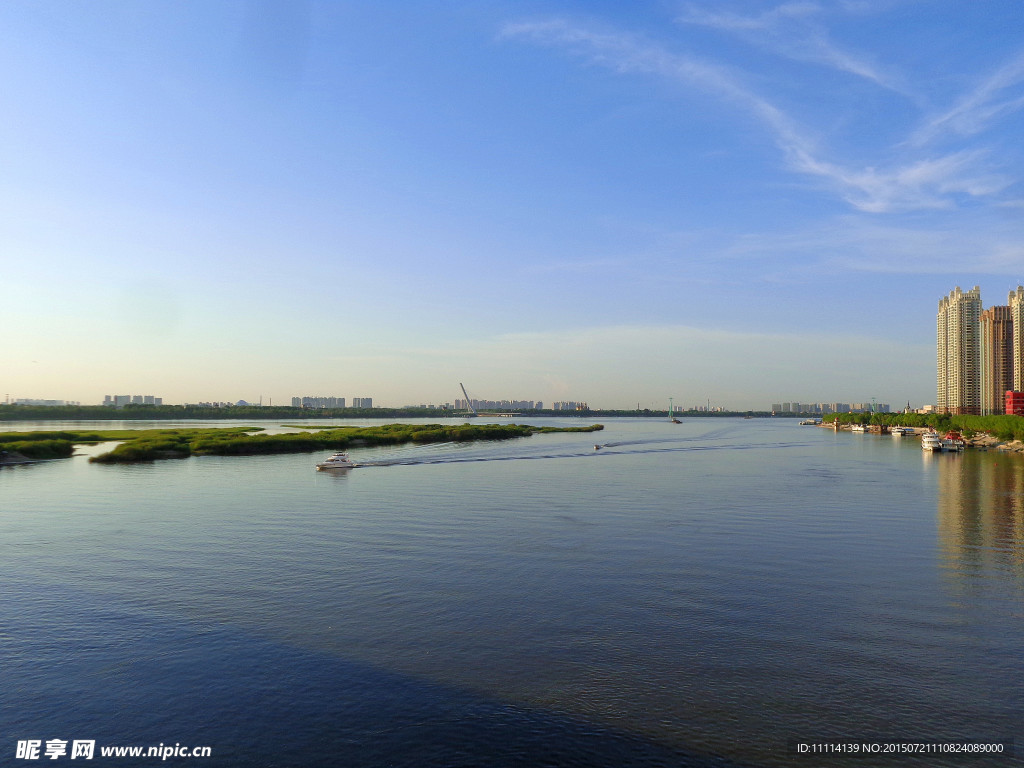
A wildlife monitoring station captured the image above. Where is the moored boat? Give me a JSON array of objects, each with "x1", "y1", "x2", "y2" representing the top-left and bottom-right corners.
[
  {"x1": 921, "y1": 433, "x2": 943, "y2": 452},
  {"x1": 942, "y1": 431, "x2": 966, "y2": 451}
]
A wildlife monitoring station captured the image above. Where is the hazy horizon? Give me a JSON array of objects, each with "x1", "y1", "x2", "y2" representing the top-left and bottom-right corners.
[{"x1": 4, "y1": 2, "x2": 1024, "y2": 411}]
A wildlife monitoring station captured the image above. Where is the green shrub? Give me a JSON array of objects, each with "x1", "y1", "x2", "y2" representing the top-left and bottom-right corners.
[{"x1": 0, "y1": 440, "x2": 75, "y2": 459}]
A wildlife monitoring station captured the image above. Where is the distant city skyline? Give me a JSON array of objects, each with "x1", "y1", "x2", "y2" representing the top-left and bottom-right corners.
[
  {"x1": 4, "y1": 390, "x2": 904, "y2": 414},
  {"x1": 771, "y1": 402, "x2": 892, "y2": 415},
  {"x1": 4, "y1": 4, "x2": 1024, "y2": 410}
]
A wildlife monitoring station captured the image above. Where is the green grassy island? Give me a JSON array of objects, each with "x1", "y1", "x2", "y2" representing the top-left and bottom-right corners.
[{"x1": 0, "y1": 423, "x2": 604, "y2": 464}]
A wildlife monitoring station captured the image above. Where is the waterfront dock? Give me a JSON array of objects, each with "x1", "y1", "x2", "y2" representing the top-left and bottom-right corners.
[{"x1": 822, "y1": 421, "x2": 1024, "y2": 452}]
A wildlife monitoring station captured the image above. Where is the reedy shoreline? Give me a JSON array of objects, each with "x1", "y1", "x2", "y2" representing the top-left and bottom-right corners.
[{"x1": 0, "y1": 423, "x2": 604, "y2": 465}]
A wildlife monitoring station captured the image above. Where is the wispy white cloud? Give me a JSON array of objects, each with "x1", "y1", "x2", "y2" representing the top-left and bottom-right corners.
[
  {"x1": 502, "y1": 18, "x2": 1007, "y2": 214},
  {"x1": 501, "y1": 19, "x2": 821, "y2": 170},
  {"x1": 809, "y1": 150, "x2": 1011, "y2": 212},
  {"x1": 678, "y1": 2, "x2": 912, "y2": 97},
  {"x1": 912, "y1": 52, "x2": 1024, "y2": 145}
]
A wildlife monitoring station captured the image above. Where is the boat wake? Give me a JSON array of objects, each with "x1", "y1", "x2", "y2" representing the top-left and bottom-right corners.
[
  {"x1": 352, "y1": 438, "x2": 811, "y2": 468},
  {"x1": 596, "y1": 426, "x2": 735, "y2": 449}
]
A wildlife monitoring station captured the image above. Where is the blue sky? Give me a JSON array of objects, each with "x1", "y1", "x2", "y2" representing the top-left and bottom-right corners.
[{"x1": 3, "y1": 1, "x2": 1023, "y2": 410}]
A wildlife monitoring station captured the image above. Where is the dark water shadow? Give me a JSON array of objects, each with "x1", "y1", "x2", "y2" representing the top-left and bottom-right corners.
[{"x1": 0, "y1": 584, "x2": 759, "y2": 768}]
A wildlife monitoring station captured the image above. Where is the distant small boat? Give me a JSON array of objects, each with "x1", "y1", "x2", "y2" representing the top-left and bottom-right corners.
[
  {"x1": 316, "y1": 451, "x2": 355, "y2": 469},
  {"x1": 891, "y1": 426, "x2": 909, "y2": 435},
  {"x1": 850, "y1": 424, "x2": 867, "y2": 432},
  {"x1": 799, "y1": 419, "x2": 821, "y2": 425}
]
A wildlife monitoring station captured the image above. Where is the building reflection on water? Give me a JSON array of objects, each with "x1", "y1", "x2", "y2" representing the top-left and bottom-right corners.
[{"x1": 934, "y1": 449, "x2": 1024, "y2": 586}]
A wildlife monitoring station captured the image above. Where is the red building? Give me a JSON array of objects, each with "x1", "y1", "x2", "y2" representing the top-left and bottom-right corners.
[{"x1": 1005, "y1": 391, "x2": 1024, "y2": 416}]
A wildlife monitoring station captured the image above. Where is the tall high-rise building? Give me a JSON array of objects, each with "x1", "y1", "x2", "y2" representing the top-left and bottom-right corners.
[
  {"x1": 980, "y1": 305, "x2": 1013, "y2": 415},
  {"x1": 1009, "y1": 286, "x2": 1024, "y2": 391},
  {"x1": 937, "y1": 286, "x2": 982, "y2": 415}
]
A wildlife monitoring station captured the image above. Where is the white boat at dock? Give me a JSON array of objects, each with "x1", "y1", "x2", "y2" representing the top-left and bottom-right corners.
[
  {"x1": 921, "y1": 433, "x2": 943, "y2": 451},
  {"x1": 850, "y1": 424, "x2": 867, "y2": 432},
  {"x1": 316, "y1": 451, "x2": 355, "y2": 469},
  {"x1": 942, "y1": 431, "x2": 966, "y2": 451}
]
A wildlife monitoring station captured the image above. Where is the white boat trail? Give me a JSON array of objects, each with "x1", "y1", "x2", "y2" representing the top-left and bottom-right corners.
[{"x1": 351, "y1": 439, "x2": 812, "y2": 468}]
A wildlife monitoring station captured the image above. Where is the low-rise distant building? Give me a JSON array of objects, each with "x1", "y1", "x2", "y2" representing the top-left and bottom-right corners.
[
  {"x1": 104, "y1": 394, "x2": 161, "y2": 408},
  {"x1": 13, "y1": 398, "x2": 81, "y2": 406},
  {"x1": 294, "y1": 396, "x2": 346, "y2": 409},
  {"x1": 772, "y1": 401, "x2": 889, "y2": 414},
  {"x1": 1005, "y1": 391, "x2": 1024, "y2": 416},
  {"x1": 454, "y1": 397, "x2": 541, "y2": 411}
]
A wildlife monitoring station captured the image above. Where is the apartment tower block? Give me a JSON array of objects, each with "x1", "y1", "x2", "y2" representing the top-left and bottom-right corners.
[
  {"x1": 980, "y1": 305, "x2": 1013, "y2": 415},
  {"x1": 1010, "y1": 287, "x2": 1024, "y2": 391},
  {"x1": 937, "y1": 286, "x2": 982, "y2": 415}
]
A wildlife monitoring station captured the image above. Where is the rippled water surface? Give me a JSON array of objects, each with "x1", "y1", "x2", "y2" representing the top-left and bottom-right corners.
[{"x1": 2, "y1": 417, "x2": 1022, "y2": 766}]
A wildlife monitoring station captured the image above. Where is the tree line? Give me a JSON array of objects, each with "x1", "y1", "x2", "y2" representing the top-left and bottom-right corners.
[{"x1": 830, "y1": 411, "x2": 1024, "y2": 441}]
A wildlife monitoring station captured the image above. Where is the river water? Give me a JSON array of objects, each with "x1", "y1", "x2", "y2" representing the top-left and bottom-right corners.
[{"x1": 1, "y1": 417, "x2": 1021, "y2": 767}]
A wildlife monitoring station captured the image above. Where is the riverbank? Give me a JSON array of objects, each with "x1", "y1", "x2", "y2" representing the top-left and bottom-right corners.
[
  {"x1": 824, "y1": 421, "x2": 1024, "y2": 452},
  {"x1": 0, "y1": 450, "x2": 38, "y2": 465},
  {"x1": 965, "y1": 433, "x2": 1024, "y2": 452}
]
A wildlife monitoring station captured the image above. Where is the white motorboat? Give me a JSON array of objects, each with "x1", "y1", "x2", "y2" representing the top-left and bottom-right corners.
[
  {"x1": 316, "y1": 451, "x2": 355, "y2": 469},
  {"x1": 850, "y1": 424, "x2": 867, "y2": 432},
  {"x1": 942, "y1": 431, "x2": 966, "y2": 451},
  {"x1": 921, "y1": 433, "x2": 943, "y2": 452}
]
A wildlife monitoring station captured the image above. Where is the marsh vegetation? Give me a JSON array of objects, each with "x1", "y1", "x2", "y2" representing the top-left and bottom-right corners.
[{"x1": 1, "y1": 423, "x2": 604, "y2": 464}]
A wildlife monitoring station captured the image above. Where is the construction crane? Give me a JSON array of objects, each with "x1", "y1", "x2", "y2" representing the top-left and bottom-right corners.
[{"x1": 459, "y1": 383, "x2": 478, "y2": 418}]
